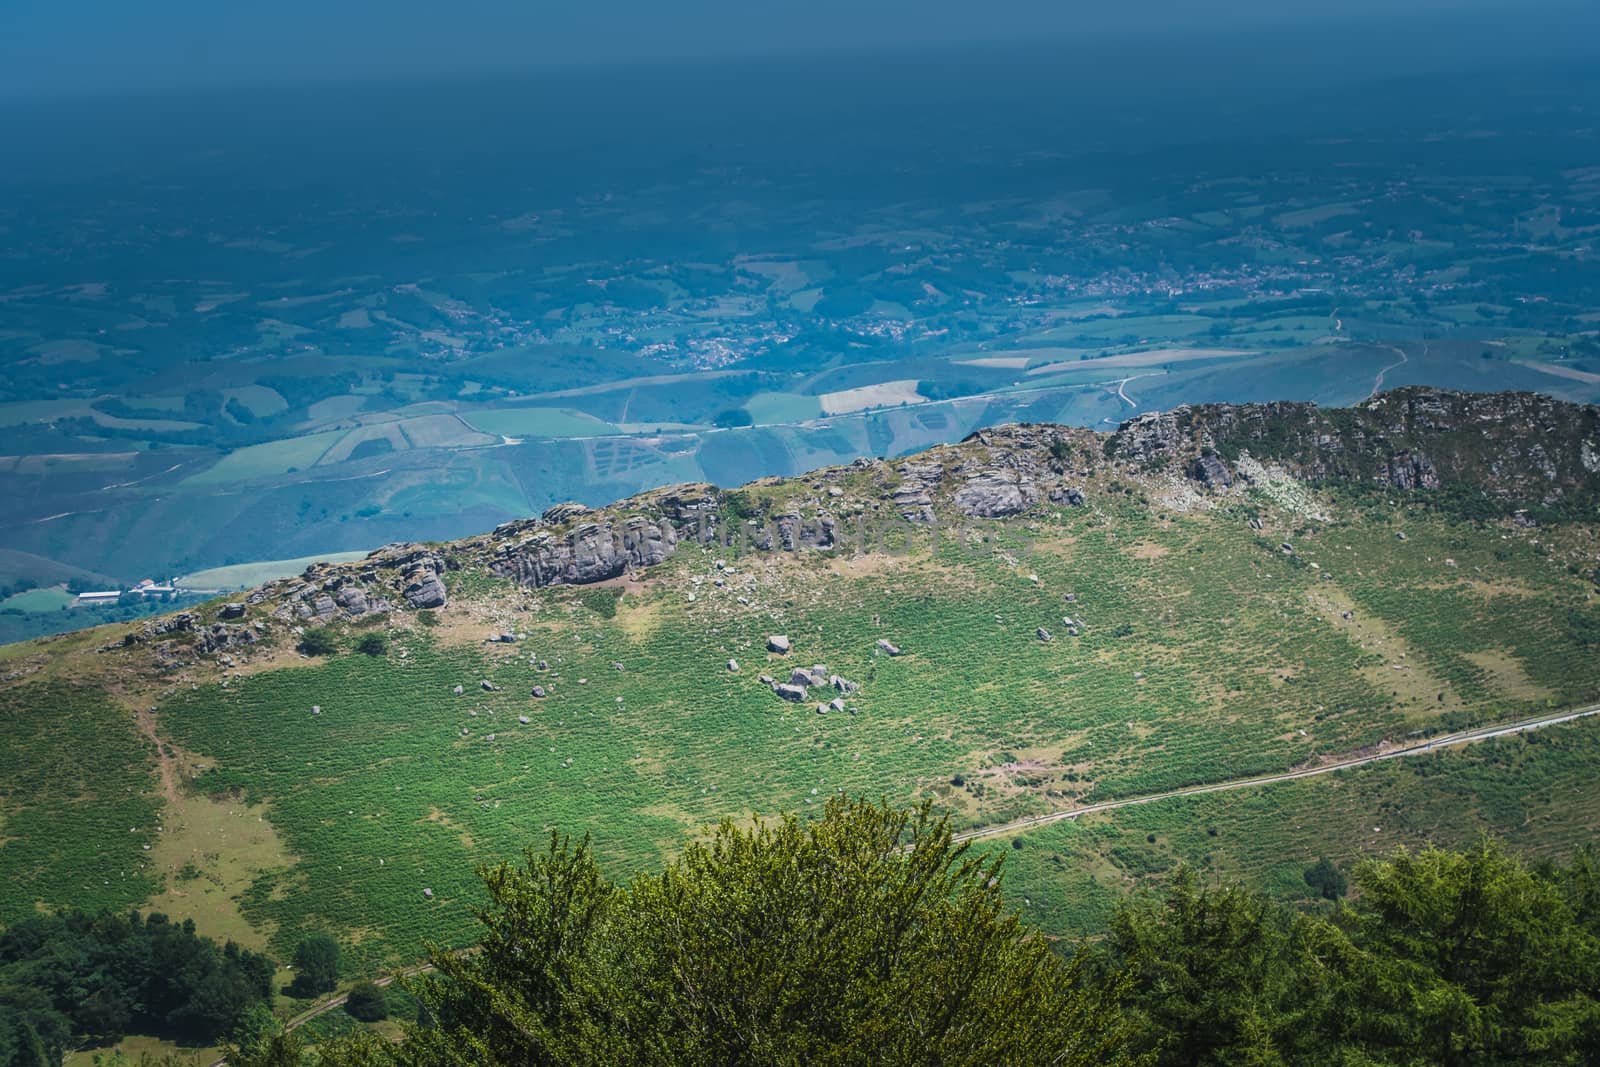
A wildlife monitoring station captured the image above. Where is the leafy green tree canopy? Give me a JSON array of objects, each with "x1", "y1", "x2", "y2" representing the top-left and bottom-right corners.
[{"x1": 311, "y1": 797, "x2": 1134, "y2": 1067}]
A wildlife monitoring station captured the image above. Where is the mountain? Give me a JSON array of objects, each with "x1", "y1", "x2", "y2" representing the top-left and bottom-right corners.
[{"x1": 2, "y1": 386, "x2": 1598, "y2": 978}]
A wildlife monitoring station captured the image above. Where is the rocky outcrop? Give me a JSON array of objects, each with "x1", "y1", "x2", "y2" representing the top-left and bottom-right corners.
[
  {"x1": 489, "y1": 517, "x2": 677, "y2": 589},
  {"x1": 1107, "y1": 387, "x2": 1600, "y2": 507},
  {"x1": 952, "y1": 468, "x2": 1040, "y2": 518},
  {"x1": 403, "y1": 568, "x2": 447, "y2": 609},
  {"x1": 892, "y1": 461, "x2": 944, "y2": 522},
  {"x1": 203, "y1": 387, "x2": 1594, "y2": 646},
  {"x1": 1386, "y1": 450, "x2": 1441, "y2": 491},
  {"x1": 1188, "y1": 453, "x2": 1234, "y2": 490}
]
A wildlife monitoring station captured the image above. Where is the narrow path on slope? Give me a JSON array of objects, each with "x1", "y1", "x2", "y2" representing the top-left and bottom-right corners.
[{"x1": 951, "y1": 701, "x2": 1600, "y2": 847}]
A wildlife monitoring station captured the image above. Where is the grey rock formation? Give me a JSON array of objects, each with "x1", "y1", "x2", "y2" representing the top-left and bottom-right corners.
[
  {"x1": 952, "y1": 469, "x2": 1040, "y2": 518},
  {"x1": 1387, "y1": 450, "x2": 1441, "y2": 490},
  {"x1": 892, "y1": 461, "x2": 944, "y2": 522},
  {"x1": 768, "y1": 635, "x2": 791, "y2": 654},
  {"x1": 1049, "y1": 486, "x2": 1086, "y2": 507},
  {"x1": 490, "y1": 517, "x2": 677, "y2": 589},
  {"x1": 334, "y1": 587, "x2": 370, "y2": 615},
  {"x1": 403, "y1": 563, "x2": 448, "y2": 610},
  {"x1": 1188, "y1": 453, "x2": 1234, "y2": 490},
  {"x1": 774, "y1": 683, "x2": 807, "y2": 702},
  {"x1": 220, "y1": 603, "x2": 247, "y2": 620}
]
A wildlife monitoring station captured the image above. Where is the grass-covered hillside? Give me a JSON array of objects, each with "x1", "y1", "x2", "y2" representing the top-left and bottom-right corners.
[{"x1": 2, "y1": 387, "x2": 1598, "y2": 978}]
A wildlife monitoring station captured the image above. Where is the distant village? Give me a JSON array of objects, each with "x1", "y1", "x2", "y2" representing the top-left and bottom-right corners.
[{"x1": 74, "y1": 577, "x2": 218, "y2": 606}]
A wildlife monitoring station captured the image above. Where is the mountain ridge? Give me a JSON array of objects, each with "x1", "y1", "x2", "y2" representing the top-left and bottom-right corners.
[{"x1": 87, "y1": 385, "x2": 1596, "y2": 679}]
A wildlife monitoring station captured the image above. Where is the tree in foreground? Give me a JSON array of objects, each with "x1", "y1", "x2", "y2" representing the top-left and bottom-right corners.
[
  {"x1": 308, "y1": 797, "x2": 1135, "y2": 1067},
  {"x1": 1105, "y1": 841, "x2": 1600, "y2": 1066},
  {"x1": 345, "y1": 981, "x2": 389, "y2": 1023},
  {"x1": 287, "y1": 933, "x2": 341, "y2": 999}
]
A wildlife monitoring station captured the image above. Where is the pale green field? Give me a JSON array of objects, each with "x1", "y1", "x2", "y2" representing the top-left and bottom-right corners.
[
  {"x1": 0, "y1": 587, "x2": 75, "y2": 611},
  {"x1": 745, "y1": 392, "x2": 824, "y2": 425},
  {"x1": 184, "y1": 429, "x2": 345, "y2": 485},
  {"x1": 464, "y1": 407, "x2": 623, "y2": 438},
  {"x1": 180, "y1": 551, "x2": 371, "y2": 589}
]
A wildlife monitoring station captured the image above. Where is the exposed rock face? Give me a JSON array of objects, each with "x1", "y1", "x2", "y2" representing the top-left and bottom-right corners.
[
  {"x1": 1189, "y1": 453, "x2": 1234, "y2": 490},
  {"x1": 892, "y1": 462, "x2": 944, "y2": 522},
  {"x1": 1050, "y1": 486, "x2": 1087, "y2": 507},
  {"x1": 403, "y1": 568, "x2": 447, "y2": 610},
  {"x1": 334, "y1": 587, "x2": 370, "y2": 615},
  {"x1": 198, "y1": 623, "x2": 257, "y2": 655},
  {"x1": 952, "y1": 469, "x2": 1040, "y2": 518},
  {"x1": 489, "y1": 517, "x2": 677, "y2": 589},
  {"x1": 1107, "y1": 387, "x2": 1600, "y2": 507},
  {"x1": 1386, "y1": 450, "x2": 1441, "y2": 490}
]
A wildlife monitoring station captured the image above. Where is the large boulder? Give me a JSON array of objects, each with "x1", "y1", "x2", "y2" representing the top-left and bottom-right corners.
[
  {"x1": 953, "y1": 469, "x2": 1040, "y2": 518},
  {"x1": 768, "y1": 635, "x2": 792, "y2": 654},
  {"x1": 1188, "y1": 453, "x2": 1233, "y2": 490},
  {"x1": 404, "y1": 567, "x2": 448, "y2": 610}
]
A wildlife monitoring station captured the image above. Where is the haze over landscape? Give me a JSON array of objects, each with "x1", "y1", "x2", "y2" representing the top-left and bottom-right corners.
[{"x1": 3, "y1": 2, "x2": 1600, "y2": 1064}]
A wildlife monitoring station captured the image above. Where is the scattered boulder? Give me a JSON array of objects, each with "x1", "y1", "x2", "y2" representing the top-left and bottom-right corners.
[
  {"x1": 1395, "y1": 531, "x2": 1409, "y2": 541},
  {"x1": 1036, "y1": 627, "x2": 1053, "y2": 643},
  {"x1": 727, "y1": 659, "x2": 739, "y2": 672},
  {"x1": 452, "y1": 685, "x2": 464, "y2": 696},
  {"x1": 1049, "y1": 486, "x2": 1086, "y2": 507},
  {"x1": 876, "y1": 639, "x2": 901, "y2": 656},
  {"x1": 531, "y1": 686, "x2": 546, "y2": 698},
  {"x1": 789, "y1": 668, "x2": 817, "y2": 688},
  {"x1": 612, "y1": 661, "x2": 625, "y2": 672},
  {"x1": 480, "y1": 680, "x2": 500, "y2": 692},
  {"x1": 219, "y1": 603, "x2": 247, "y2": 620},
  {"x1": 422, "y1": 888, "x2": 433, "y2": 899},
  {"x1": 774, "y1": 683, "x2": 807, "y2": 702},
  {"x1": 758, "y1": 674, "x2": 774, "y2": 686},
  {"x1": 829, "y1": 697, "x2": 846, "y2": 713},
  {"x1": 488, "y1": 632, "x2": 517, "y2": 644},
  {"x1": 312, "y1": 705, "x2": 321, "y2": 715},
  {"x1": 1249, "y1": 516, "x2": 1264, "y2": 531},
  {"x1": 518, "y1": 715, "x2": 531, "y2": 724},
  {"x1": 768, "y1": 635, "x2": 792, "y2": 654}
]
